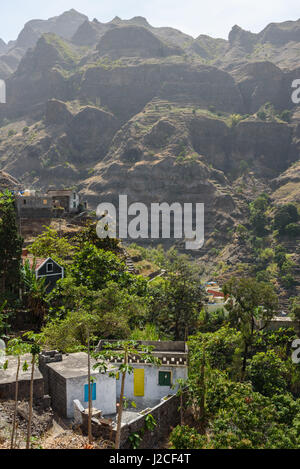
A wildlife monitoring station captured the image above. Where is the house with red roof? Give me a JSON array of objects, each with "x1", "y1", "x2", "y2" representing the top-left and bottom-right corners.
[{"x1": 22, "y1": 250, "x2": 64, "y2": 292}]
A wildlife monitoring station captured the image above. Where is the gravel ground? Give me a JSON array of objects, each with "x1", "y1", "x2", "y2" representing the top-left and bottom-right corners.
[{"x1": 0, "y1": 401, "x2": 113, "y2": 449}]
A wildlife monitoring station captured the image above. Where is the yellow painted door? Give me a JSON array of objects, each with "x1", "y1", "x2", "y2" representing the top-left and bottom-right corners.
[{"x1": 134, "y1": 369, "x2": 145, "y2": 396}]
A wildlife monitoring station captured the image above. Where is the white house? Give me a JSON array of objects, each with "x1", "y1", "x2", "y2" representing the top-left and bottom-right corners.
[
  {"x1": 40, "y1": 342, "x2": 188, "y2": 419},
  {"x1": 40, "y1": 352, "x2": 116, "y2": 419},
  {"x1": 98, "y1": 340, "x2": 188, "y2": 409}
]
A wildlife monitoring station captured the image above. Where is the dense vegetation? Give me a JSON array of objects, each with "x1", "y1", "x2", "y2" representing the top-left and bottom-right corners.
[{"x1": 1, "y1": 191, "x2": 300, "y2": 449}]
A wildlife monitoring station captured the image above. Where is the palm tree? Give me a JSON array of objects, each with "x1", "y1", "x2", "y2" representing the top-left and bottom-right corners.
[{"x1": 22, "y1": 260, "x2": 48, "y2": 327}]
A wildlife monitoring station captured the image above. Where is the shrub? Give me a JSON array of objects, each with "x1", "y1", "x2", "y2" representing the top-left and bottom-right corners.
[
  {"x1": 284, "y1": 223, "x2": 300, "y2": 237},
  {"x1": 257, "y1": 111, "x2": 267, "y2": 121},
  {"x1": 169, "y1": 426, "x2": 207, "y2": 449},
  {"x1": 246, "y1": 350, "x2": 288, "y2": 396},
  {"x1": 274, "y1": 204, "x2": 299, "y2": 233}
]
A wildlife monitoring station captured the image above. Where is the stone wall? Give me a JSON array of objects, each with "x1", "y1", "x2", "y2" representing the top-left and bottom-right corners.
[
  {"x1": 80, "y1": 393, "x2": 181, "y2": 449},
  {"x1": 47, "y1": 368, "x2": 67, "y2": 417},
  {"x1": 39, "y1": 351, "x2": 62, "y2": 394},
  {"x1": 0, "y1": 378, "x2": 44, "y2": 401},
  {"x1": 120, "y1": 394, "x2": 181, "y2": 449}
]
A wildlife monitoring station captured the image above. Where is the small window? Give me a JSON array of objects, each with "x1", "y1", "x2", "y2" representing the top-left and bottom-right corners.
[
  {"x1": 84, "y1": 383, "x2": 96, "y2": 402},
  {"x1": 158, "y1": 371, "x2": 172, "y2": 386},
  {"x1": 46, "y1": 263, "x2": 54, "y2": 273},
  {"x1": 23, "y1": 199, "x2": 26, "y2": 205}
]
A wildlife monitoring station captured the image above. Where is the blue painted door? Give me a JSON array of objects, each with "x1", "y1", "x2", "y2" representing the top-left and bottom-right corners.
[{"x1": 84, "y1": 383, "x2": 96, "y2": 402}]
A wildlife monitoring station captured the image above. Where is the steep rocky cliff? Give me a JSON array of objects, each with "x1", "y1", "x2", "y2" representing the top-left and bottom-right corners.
[{"x1": 0, "y1": 10, "x2": 300, "y2": 301}]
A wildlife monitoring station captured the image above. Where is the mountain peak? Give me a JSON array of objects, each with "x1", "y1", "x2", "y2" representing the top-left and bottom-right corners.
[{"x1": 128, "y1": 16, "x2": 150, "y2": 27}]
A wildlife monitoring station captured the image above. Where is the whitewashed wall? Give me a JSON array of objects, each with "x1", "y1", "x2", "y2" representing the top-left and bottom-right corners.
[
  {"x1": 116, "y1": 364, "x2": 187, "y2": 409},
  {"x1": 66, "y1": 373, "x2": 116, "y2": 418}
]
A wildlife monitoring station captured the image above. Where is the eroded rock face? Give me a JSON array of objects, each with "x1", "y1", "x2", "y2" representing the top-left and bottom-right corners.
[
  {"x1": 67, "y1": 106, "x2": 118, "y2": 156},
  {"x1": 232, "y1": 121, "x2": 294, "y2": 175},
  {"x1": 79, "y1": 62, "x2": 243, "y2": 122},
  {"x1": 260, "y1": 20, "x2": 300, "y2": 46},
  {"x1": 16, "y1": 9, "x2": 88, "y2": 48},
  {"x1": 72, "y1": 20, "x2": 104, "y2": 46},
  {"x1": 45, "y1": 99, "x2": 73, "y2": 125},
  {"x1": 0, "y1": 11, "x2": 300, "y2": 254},
  {"x1": 228, "y1": 25, "x2": 257, "y2": 52},
  {"x1": 97, "y1": 26, "x2": 183, "y2": 58},
  {"x1": 232, "y1": 62, "x2": 289, "y2": 113},
  {"x1": 0, "y1": 39, "x2": 7, "y2": 54}
]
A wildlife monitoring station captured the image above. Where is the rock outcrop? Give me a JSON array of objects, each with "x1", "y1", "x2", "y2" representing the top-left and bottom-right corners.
[{"x1": 96, "y1": 25, "x2": 183, "y2": 59}]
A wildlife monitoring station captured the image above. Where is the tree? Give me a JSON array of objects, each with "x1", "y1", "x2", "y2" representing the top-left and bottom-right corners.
[
  {"x1": 22, "y1": 259, "x2": 48, "y2": 327},
  {"x1": 246, "y1": 350, "x2": 288, "y2": 396},
  {"x1": 289, "y1": 296, "x2": 300, "y2": 334},
  {"x1": 23, "y1": 332, "x2": 41, "y2": 450},
  {"x1": 94, "y1": 341, "x2": 160, "y2": 449},
  {"x1": 70, "y1": 243, "x2": 130, "y2": 291},
  {"x1": 249, "y1": 193, "x2": 270, "y2": 236},
  {"x1": 0, "y1": 191, "x2": 23, "y2": 300},
  {"x1": 169, "y1": 425, "x2": 206, "y2": 449},
  {"x1": 42, "y1": 281, "x2": 151, "y2": 352},
  {"x1": 28, "y1": 226, "x2": 75, "y2": 262},
  {"x1": 210, "y1": 383, "x2": 299, "y2": 449},
  {"x1": 75, "y1": 220, "x2": 120, "y2": 253},
  {"x1": 149, "y1": 251, "x2": 205, "y2": 340},
  {"x1": 189, "y1": 326, "x2": 242, "y2": 375},
  {"x1": 223, "y1": 277, "x2": 278, "y2": 377},
  {"x1": 6, "y1": 338, "x2": 31, "y2": 449},
  {"x1": 274, "y1": 204, "x2": 299, "y2": 234},
  {"x1": 0, "y1": 300, "x2": 9, "y2": 337}
]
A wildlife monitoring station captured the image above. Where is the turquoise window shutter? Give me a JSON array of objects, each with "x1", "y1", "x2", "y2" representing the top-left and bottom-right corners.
[{"x1": 84, "y1": 383, "x2": 96, "y2": 402}]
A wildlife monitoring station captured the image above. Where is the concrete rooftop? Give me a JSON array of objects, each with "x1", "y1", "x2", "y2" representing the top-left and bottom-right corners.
[
  {"x1": 0, "y1": 354, "x2": 43, "y2": 384},
  {"x1": 46, "y1": 352, "x2": 114, "y2": 379}
]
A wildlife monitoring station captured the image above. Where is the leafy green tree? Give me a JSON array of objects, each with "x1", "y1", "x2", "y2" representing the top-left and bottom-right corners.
[
  {"x1": 274, "y1": 204, "x2": 299, "y2": 234},
  {"x1": 189, "y1": 326, "x2": 242, "y2": 374},
  {"x1": 169, "y1": 426, "x2": 207, "y2": 449},
  {"x1": 289, "y1": 296, "x2": 300, "y2": 334},
  {"x1": 223, "y1": 277, "x2": 278, "y2": 376},
  {"x1": 198, "y1": 308, "x2": 228, "y2": 333},
  {"x1": 246, "y1": 350, "x2": 288, "y2": 396},
  {"x1": 0, "y1": 191, "x2": 23, "y2": 300},
  {"x1": 285, "y1": 223, "x2": 300, "y2": 237},
  {"x1": 211, "y1": 384, "x2": 299, "y2": 449},
  {"x1": 149, "y1": 251, "x2": 205, "y2": 340},
  {"x1": 274, "y1": 245, "x2": 287, "y2": 269},
  {"x1": 46, "y1": 278, "x2": 96, "y2": 318},
  {"x1": 249, "y1": 194, "x2": 270, "y2": 236},
  {"x1": 75, "y1": 220, "x2": 120, "y2": 252},
  {"x1": 28, "y1": 226, "x2": 75, "y2": 262},
  {"x1": 71, "y1": 243, "x2": 129, "y2": 291},
  {"x1": 41, "y1": 289, "x2": 137, "y2": 353}
]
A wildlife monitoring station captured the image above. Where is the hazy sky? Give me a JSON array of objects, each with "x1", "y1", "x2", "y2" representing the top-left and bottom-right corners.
[{"x1": 0, "y1": 0, "x2": 299, "y2": 42}]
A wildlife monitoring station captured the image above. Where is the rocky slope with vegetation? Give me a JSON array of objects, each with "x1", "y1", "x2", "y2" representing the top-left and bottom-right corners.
[{"x1": 1, "y1": 10, "x2": 300, "y2": 302}]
